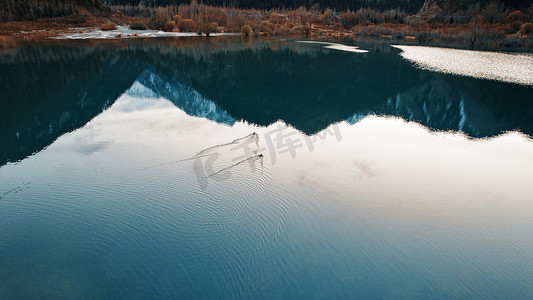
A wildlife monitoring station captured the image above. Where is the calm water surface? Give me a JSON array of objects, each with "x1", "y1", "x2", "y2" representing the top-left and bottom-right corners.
[{"x1": 1, "y1": 38, "x2": 533, "y2": 299}]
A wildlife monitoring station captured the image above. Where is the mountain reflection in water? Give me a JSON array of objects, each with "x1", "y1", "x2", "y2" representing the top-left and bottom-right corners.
[{"x1": 1, "y1": 38, "x2": 532, "y2": 166}]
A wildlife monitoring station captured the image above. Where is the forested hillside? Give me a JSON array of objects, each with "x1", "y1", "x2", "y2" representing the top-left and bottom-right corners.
[
  {"x1": 425, "y1": 0, "x2": 533, "y2": 13},
  {"x1": 2, "y1": 0, "x2": 532, "y2": 22},
  {"x1": 104, "y1": 0, "x2": 426, "y2": 12},
  {"x1": 0, "y1": 0, "x2": 105, "y2": 21},
  {"x1": 104, "y1": 0, "x2": 533, "y2": 13}
]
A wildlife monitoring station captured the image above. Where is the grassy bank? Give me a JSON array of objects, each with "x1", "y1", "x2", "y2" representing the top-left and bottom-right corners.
[
  {"x1": 1, "y1": 0, "x2": 532, "y2": 49},
  {"x1": 113, "y1": 2, "x2": 533, "y2": 47}
]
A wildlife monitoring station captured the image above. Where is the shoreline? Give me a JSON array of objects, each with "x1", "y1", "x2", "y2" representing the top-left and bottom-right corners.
[
  {"x1": 2, "y1": 1, "x2": 533, "y2": 50},
  {"x1": 1, "y1": 19, "x2": 532, "y2": 52},
  {"x1": 2, "y1": 26, "x2": 532, "y2": 55}
]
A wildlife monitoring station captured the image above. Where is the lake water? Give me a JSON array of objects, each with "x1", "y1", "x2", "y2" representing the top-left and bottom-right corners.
[{"x1": 1, "y1": 38, "x2": 533, "y2": 299}]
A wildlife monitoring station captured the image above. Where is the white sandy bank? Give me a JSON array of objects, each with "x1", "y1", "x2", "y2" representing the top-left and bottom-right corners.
[{"x1": 392, "y1": 45, "x2": 533, "y2": 86}]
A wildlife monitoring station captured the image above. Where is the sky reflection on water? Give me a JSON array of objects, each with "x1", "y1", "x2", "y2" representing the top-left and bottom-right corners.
[{"x1": 1, "y1": 39, "x2": 533, "y2": 298}]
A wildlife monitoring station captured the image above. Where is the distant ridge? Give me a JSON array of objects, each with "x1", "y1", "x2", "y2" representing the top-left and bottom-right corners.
[{"x1": 418, "y1": 0, "x2": 533, "y2": 17}]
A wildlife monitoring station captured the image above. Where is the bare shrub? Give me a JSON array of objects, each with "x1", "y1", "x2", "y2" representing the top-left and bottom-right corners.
[
  {"x1": 155, "y1": 6, "x2": 172, "y2": 23},
  {"x1": 241, "y1": 24, "x2": 252, "y2": 37},
  {"x1": 100, "y1": 22, "x2": 117, "y2": 31},
  {"x1": 260, "y1": 21, "x2": 276, "y2": 35},
  {"x1": 340, "y1": 10, "x2": 358, "y2": 29},
  {"x1": 177, "y1": 19, "x2": 196, "y2": 32},
  {"x1": 520, "y1": 22, "x2": 533, "y2": 35},
  {"x1": 227, "y1": 14, "x2": 246, "y2": 31},
  {"x1": 285, "y1": 21, "x2": 295, "y2": 28},
  {"x1": 163, "y1": 20, "x2": 176, "y2": 32},
  {"x1": 209, "y1": 22, "x2": 219, "y2": 33}
]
